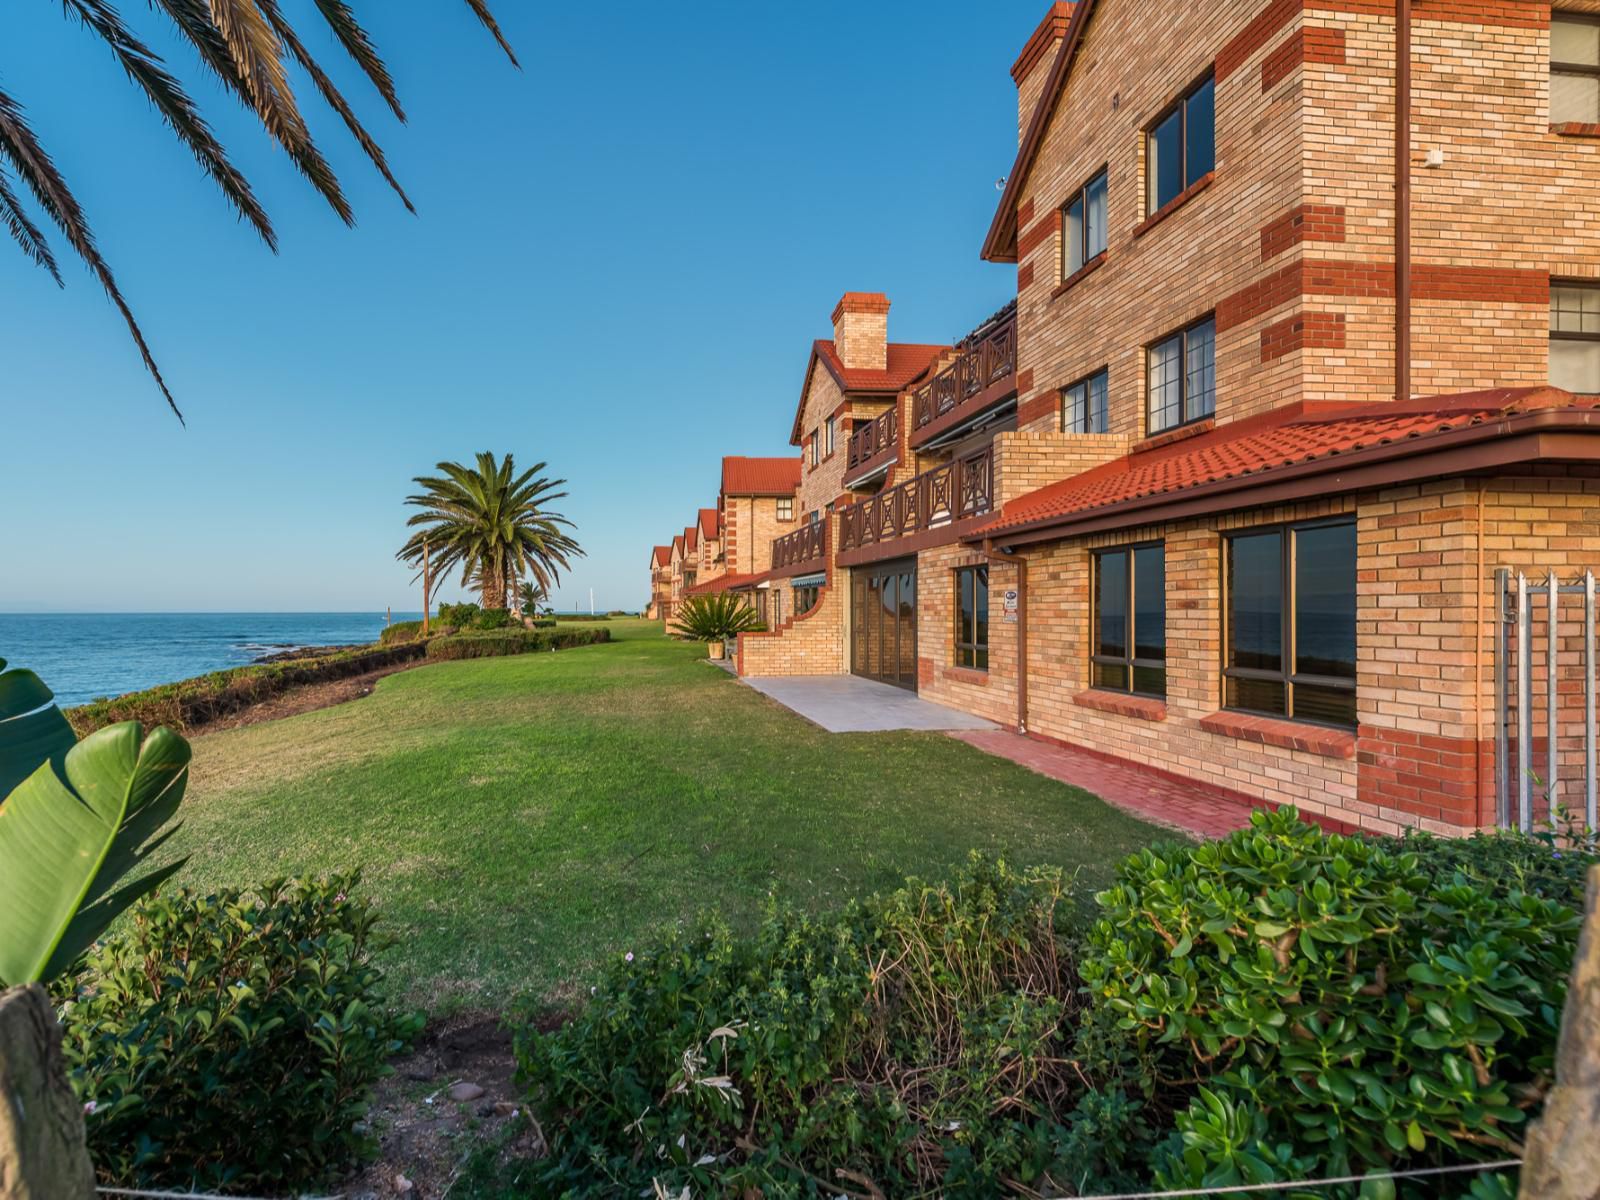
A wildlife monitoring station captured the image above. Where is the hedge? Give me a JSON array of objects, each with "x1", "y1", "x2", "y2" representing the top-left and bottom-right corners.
[
  {"x1": 66, "y1": 643, "x2": 430, "y2": 737},
  {"x1": 424, "y1": 627, "x2": 611, "y2": 661}
]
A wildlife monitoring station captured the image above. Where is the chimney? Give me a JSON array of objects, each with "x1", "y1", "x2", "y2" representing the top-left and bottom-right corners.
[
  {"x1": 831, "y1": 292, "x2": 890, "y2": 371},
  {"x1": 1011, "y1": 2, "x2": 1073, "y2": 143}
]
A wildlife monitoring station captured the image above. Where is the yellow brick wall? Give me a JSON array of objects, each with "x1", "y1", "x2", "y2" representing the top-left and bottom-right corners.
[{"x1": 915, "y1": 545, "x2": 1022, "y2": 726}]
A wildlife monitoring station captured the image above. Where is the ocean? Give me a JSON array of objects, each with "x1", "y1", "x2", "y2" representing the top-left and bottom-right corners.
[{"x1": 0, "y1": 613, "x2": 422, "y2": 708}]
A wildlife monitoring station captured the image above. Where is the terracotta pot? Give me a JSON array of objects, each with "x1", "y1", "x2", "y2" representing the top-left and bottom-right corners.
[{"x1": 707, "y1": 641, "x2": 726, "y2": 661}]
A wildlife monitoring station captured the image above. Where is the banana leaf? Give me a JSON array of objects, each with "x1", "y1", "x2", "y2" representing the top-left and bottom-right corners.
[
  {"x1": 0, "y1": 720, "x2": 190, "y2": 985},
  {"x1": 0, "y1": 656, "x2": 76, "y2": 799}
]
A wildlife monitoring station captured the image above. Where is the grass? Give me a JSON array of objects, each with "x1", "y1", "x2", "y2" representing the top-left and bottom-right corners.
[{"x1": 162, "y1": 619, "x2": 1173, "y2": 1013}]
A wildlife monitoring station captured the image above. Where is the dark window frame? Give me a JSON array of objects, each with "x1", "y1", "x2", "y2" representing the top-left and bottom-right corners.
[
  {"x1": 1146, "y1": 313, "x2": 1216, "y2": 435},
  {"x1": 1145, "y1": 71, "x2": 1216, "y2": 214},
  {"x1": 954, "y1": 564, "x2": 989, "y2": 671},
  {"x1": 1553, "y1": 13, "x2": 1600, "y2": 122},
  {"x1": 809, "y1": 430, "x2": 820, "y2": 466},
  {"x1": 825, "y1": 415, "x2": 837, "y2": 457},
  {"x1": 1222, "y1": 517, "x2": 1358, "y2": 730},
  {"x1": 1062, "y1": 367, "x2": 1110, "y2": 434},
  {"x1": 1060, "y1": 165, "x2": 1110, "y2": 279},
  {"x1": 776, "y1": 497, "x2": 794, "y2": 521},
  {"x1": 1091, "y1": 541, "x2": 1167, "y2": 699},
  {"x1": 1552, "y1": 279, "x2": 1600, "y2": 395}
]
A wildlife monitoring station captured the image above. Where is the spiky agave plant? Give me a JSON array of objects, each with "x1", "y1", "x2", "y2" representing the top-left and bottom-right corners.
[
  {"x1": 4, "y1": 0, "x2": 518, "y2": 420},
  {"x1": 671, "y1": 593, "x2": 766, "y2": 645},
  {"x1": 398, "y1": 452, "x2": 584, "y2": 612}
]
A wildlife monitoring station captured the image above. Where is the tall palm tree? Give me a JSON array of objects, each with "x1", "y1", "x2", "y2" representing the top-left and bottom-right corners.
[
  {"x1": 5, "y1": 1, "x2": 517, "y2": 421},
  {"x1": 398, "y1": 453, "x2": 583, "y2": 612}
]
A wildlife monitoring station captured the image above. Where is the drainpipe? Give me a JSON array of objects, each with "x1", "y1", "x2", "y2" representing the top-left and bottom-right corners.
[
  {"x1": 1395, "y1": 0, "x2": 1412, "y2": 401},
  {"x1": 1014, "y1": 551, "x2": 1029, "y2": 736}
]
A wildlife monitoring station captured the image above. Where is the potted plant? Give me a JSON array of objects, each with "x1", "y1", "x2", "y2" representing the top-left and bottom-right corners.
[{"x1": 671, "y1": 594, "x2": 764, "y2": 660}]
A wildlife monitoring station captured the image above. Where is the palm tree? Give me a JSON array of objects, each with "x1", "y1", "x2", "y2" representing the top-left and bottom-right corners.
[
  {"x1": 5, "y1": 2, "x2": 517, "y2": 421},
  {"x1": 517, "y1": 579, "x2": 549, "y2": 616},
  {"x1": 398, "y1": 453, "x2": 583, "y2": 612}
]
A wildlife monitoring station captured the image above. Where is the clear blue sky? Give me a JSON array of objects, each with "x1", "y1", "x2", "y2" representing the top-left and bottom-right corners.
[{"x1": 1, "y1": 1, "x2": 1028, "y2": 613}]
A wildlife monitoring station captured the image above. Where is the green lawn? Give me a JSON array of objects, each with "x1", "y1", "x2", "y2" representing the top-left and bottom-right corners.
[{"x1": 166, "y1": 619, "x2": 1172, "y2": 1012}]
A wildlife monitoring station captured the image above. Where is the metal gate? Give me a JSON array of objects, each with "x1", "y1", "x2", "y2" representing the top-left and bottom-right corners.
[{"x1": 1494, "y1": 568, "x2": 1598, "y2": 832}]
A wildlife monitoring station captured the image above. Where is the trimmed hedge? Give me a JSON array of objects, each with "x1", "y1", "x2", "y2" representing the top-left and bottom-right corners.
[
  {"x1": 66, "y1": 642, "x2": 429, "y2": 737},
  {"x1": 425, "y1": 627, "x2": 611, "y2": 661}
]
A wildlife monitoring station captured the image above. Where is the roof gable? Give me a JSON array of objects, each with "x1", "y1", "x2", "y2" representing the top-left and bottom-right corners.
[
  {"x1": 698, "y1": 507, "x2": 721, "y2": 540},
  {"x1": 984, "y1": 0, "x2": 1100, "y2": 263},
  {"x1": 721, "y1": 455, "x2": 802, "y2": 497},
  {"x1": 652, "y1": 544, "x2": 671, "y2": 568},
  {"x1": 790, "y1": 340, "x2": 948, "y2": 445}
]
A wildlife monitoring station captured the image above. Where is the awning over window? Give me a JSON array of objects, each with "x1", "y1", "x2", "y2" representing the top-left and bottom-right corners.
[{"x1": 789, "y1": 573, "x2": 826, "y2": 589}]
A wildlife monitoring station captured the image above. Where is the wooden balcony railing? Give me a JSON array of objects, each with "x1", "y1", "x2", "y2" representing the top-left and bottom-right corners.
[
  {"x1": 910, "y1": 307, "x2": 1018, "y2": 446},
  {"x1": 771, "y1": 519, "x2": 827, "y2": 573},
  {"x1": 844, "y1": 407, "x2": 898, "y2": 483},
  {"x1": 838, "y1": 445, "x2": 994, "y2": 554}
]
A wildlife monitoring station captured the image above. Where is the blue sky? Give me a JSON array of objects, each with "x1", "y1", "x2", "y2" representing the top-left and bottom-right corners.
[{"x1": 1, "y1": 2, "x2": 1028, "y2": 613}]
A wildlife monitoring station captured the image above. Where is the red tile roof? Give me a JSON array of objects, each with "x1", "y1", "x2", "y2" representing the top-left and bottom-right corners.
[
  {"x1": 686, "y1": 570, "x2": 768, "y2": 596},
  {"x1": 652, "y1": 545, "x2": 671, "y2": 568},
  {"x1": 684, "y1": 525, "x2": 698, "y2": 554},
  {"x1": 793, "y1": 340, "x2": 949, "y2": 445},
  {"x1": 976, "y1": 388, "x2": 1600, "y2": 540},
  {"x1": 671, "y1": 534, "x2": 685, "y2": 561},
  {"x1": 698, "y1": 507, "x2": 721, "y2": 540},
  {"x1": 721, "y1": 455, "x2": 802, "y2": 497}
]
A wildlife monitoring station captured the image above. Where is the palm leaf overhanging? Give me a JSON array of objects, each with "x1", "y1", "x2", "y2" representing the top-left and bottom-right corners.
[
  {"x1": 10, "y1": 0, "x2": 518, "y2": 421},
  {"x1": 398, "y1": 452, "x2": 584, "y2": 613}
]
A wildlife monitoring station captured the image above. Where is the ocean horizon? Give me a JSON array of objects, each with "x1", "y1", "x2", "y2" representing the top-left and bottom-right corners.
[{"x1": 0, "y1": 612, "x2": 424, "y2": 708}]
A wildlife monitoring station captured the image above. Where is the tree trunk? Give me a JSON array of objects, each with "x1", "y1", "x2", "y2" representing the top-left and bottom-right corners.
[
  {"x1": 481, "y1": 570, "x2": 507, "y2": 611},
  {"x1": 0, "y1": 985, "x2": 95, "y2": 1199},
  {"x1": 1521, "y1": 864, "x2": 1600, "y2": 1199}
]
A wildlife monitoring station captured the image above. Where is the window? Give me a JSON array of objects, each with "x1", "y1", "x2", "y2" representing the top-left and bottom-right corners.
[
  {"x1": 1553, "y1": 14, "x2": 1600, "y2": 124},
  {"x1": 1062, "y1": 168, "x2": 1109, "y2": 277},
  {"x1": 809, "y1": 431, "x2": 819, "y2": 466},
  {"x1": 794, "y1": 583, "x2": 821, "y2": 616},
  {"x1": 954, "y1": 565, "x2": 989, "y2": 671},
  {"x1": 777, "y1": 497, "x2": 794, "y2": 521},
  {"x1": 1147, "y1": 315, "x2": 1215, "y2": 434},
  {"x1": 825, "y1": 416, "x2": 836, "y2": 457},
  {"x1": 1552, "y1": 283, "x2": 1600, "y2": 394},
  {"x1": 1224, "y1": 520, "x2": 1357, "y2": 728},
  {"x1": 1063, "y1": 369, "x2": 1110, "y2": 434},
  {"x1": 1093, "y1": 544, "x2": 1166, "y2": 697},
  {"x1": 1147, "y1": 74, "x2": 1215, "y2": 213}
]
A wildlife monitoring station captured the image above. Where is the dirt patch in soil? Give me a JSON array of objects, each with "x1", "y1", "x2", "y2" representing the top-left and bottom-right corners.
[
  {"x1": 199, "y1": 662, "x2": 419, "y2": 734},
  {"x1": 345, "y1": 1011, "x2": 564, "y2": 1198}
]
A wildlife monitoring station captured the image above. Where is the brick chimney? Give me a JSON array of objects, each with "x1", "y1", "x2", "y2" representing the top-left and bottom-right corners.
[
  {"x1": 1011, "y1": 2, "x2": 1073, "y2": 143},
  {"x1": 831, "y1": 292, "x2": 890, "y2": 371}
]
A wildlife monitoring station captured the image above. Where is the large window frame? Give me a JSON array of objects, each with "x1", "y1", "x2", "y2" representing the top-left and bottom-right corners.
[
  {"x1": 1552, "y1": 13, "x2": 1600, "y2": 125},
  {"x1": 1146, "y1": 314, "x2": 1216, "y2": 435},
  {"x1": 954, "y1": 564, "x2": 989, "y2": 671},
  {"x1": 1551, "y1": 280, "x2": 1600, "y2": 394},
  {"x1": 1062, "y1": 368, "x2": 1110, "y2": 434},
  {"x1": 1222, "y1": 518, "x2": 1357, "y2": 730},
  {"x1": 1061, "y1": 167, "x2": 1109, "y2": 278},
  {"x1": 776, "y1": 497, "x2": 794, "y2": 521},
  {"x1": 1146, "y1": 72, "x2": 1215, "y2": 214},
  {"x1": 1091, "y1": 542, "x2": 1167, "y2": 698}
]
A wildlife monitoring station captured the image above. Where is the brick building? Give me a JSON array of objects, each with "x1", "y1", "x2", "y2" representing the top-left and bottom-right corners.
[{"x1": 653, "y1": 0, "x2": 1600, "y2": 835}]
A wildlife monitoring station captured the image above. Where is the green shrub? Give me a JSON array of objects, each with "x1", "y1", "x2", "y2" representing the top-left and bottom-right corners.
[
  {"x1": 378, "y1": 619, "x2": 429, "y2": 645},
  {"x1": 437, "y1": 601, "x2": 482, "y2": 628},
  {"x1": 66, "y1": 642, "x2": 428, "y2": 736},
  {"x1": 1080, "y1": 808, "x2": 1591, "y2": 1196},
  {"x1": 515, "y1": 857, "x2": 1087, "y2": 1198},
  {"x1": 55, "y1": 874, "x2": 420, "y2": 1191},
  {"x1": 425, "y1": 627, "x2": 611, "y2": 661}
]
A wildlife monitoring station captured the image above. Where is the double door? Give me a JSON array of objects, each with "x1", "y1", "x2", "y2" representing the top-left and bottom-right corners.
[{"x1": 850, "y1": 560, "x2": 917, "y2": 690}]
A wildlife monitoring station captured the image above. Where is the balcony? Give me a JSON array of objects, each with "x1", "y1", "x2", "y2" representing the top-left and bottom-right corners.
[
  {"x1": 771, "y1": 520, "x2": 827, "y2": 576},
  {"x1": 838, "y1": 445, "x2": 993, "y2": 556},
  {"x1": 844, "y1": 407, "x2": 898, "y2": 487},
  {"x1": 910, "y1": 305, "x2": 1018, "y2": 449}
]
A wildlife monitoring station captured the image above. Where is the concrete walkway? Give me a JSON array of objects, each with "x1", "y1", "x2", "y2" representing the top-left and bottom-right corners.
[
  {"x1": 950, "y1": 729, "x2": 1259, "y2": 840},
  {"x1": 742, "y1": 674, "x2": 999, "y2": 733}
]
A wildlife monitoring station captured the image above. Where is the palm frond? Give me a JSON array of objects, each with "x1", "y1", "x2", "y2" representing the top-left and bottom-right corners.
[
  {"x1": 0, "y1": 165, "x2": 60, "y2": 283},
  {"x1": 461, "y1": 0, "x2": 519, "y2": 68},
  {"x1": 153, "y1": 0, "x2": 353, "y2": 225},
  {"x1": 61, "y1": 0, "x2": 275, "y2": 248},
  {"x1": 254, "y1": 0, "x2": 414, "y2": 213},
  {"x1": 310, "y1": 0, "x2": 404, "y2": 121},
  {"x1": 0, "y1": 86, "x2": 179, "y2": 420}
]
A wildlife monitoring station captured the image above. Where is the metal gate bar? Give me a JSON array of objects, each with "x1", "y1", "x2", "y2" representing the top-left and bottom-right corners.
[{"x1": 1494, "y1": 568, "x2": 1599, "y2": 833}]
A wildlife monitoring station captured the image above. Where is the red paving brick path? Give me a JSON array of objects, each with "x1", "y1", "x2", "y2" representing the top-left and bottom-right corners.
[{"x1": 950, "y1": 729, "x2": 1258, "y2": 840}]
